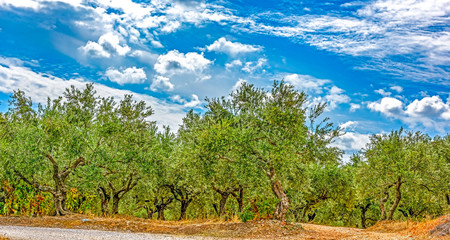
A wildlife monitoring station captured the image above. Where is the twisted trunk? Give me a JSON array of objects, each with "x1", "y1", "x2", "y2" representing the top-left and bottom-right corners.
[
  {"x1": 155, "y1": 196, "x2": 173, "y2": 220},
  {"x1": 212, "y1": 183, "x2": 243, "y2": 216},
  {"x1": 168, "y1": 185, "x2": 200, "y2": 220},
  {"x1": 97, "y1": 186, "x2": 110, "y2": 215},
  {"x1": 269, "y1": 168, "x2": 289, "y2": 221},
  {"x1": 387, "y1": 177, "x2": 403, "y2": 220},
  {"x1": 107, "y1": 172, "x2": 139, "y2": 215},
  {"x1": 15, "y1": 154, "x2": 85, "y2": 216},
  {"x1": 359, "y1": 203, "x2": 371, "y2": 229},
  {"x1": 232, "y1": 185, "x2": 244, "y2": 213},
  {"x1": 379, "y1": 184, "x2": 392, "y2": 220}
]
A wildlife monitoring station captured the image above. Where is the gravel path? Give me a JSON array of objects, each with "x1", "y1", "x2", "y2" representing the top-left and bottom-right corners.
[{"x1": 0, "y1": 225, "x2": 211, "y2": 240}]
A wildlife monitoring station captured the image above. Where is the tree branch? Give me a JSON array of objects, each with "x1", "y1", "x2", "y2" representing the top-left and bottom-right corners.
[{"x1": 14, "y1": 170, "x2": 55, "y2": 194}]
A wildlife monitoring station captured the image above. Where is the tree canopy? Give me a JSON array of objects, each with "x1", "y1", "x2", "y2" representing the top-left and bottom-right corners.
[{"x1": 0, "y1": 82, "x2": 448, "y2": 226}]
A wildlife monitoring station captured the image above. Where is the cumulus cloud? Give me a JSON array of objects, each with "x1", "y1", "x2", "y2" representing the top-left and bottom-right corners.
[
  {"x1": 350, "y1": 103, "x2": 361, "y2": 112},
  {"x1": 367, "y1": 97, "x2": 404, "y2": 117},
  {"x1": 170, "y1": 94, "x2": 202, "y2": 108},
  {"x1": 331, "y1": 132, "x2": 371, "y2": 152},
  {"x1": 79, "y1": 32, "x2": 131, "y2": 58},
  {"x1": 405, "y1": 96, "x2": 450, "y2": 120},
  {"x1": 242, "y1": 58, "x2": 267, "y2": 73},
  {"x1": 225, "y1": 59, "x2": 243, "y2": 70},
  {"x1": 0, "y1": 57, "x2": 186, "y2": 130},
  {"x1": 331, "y1": 131, "x2": 372, "y2": 162},
  {"x1": 374, "y1": 89, "x2": 392, "y2": 97},
  {"x1": 339, "y1": 121, "x2": 358, "y2": 130},
  {"x1": 368, "y1": 95, "x2": 450, "y2": 131},
  {"x1": 154, "y1": 50, "x2": 211, "y2": 76},
  {"x1": 105, "y1": 67, "x2": 147, "y2": 85},
  {"x1": 325, "y1": 86, "x2": 351, "y2": 110},
  {"x1": 150, "y1": 75, "x2": 174, "y2": 91},
  {"x1": 206, "y1": 37, "x2": 262, "y2": 56},
  {"x1": 390, "y1": 85, "x2": 403, "y2": 93},
  {"x1": 284, "y1": 74, "x2": 331, "y2": 94}
]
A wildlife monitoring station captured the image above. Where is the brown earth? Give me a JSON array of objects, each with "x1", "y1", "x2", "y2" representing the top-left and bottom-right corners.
[{"x1": 0, "y1": 214, "x2": 447, "y2": 239}]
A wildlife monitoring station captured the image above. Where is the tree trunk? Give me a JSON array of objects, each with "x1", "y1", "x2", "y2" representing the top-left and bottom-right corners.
[
  {"x1": 387, "y1": 178, "x2": 402, "y2": 220},
  {"x1": 145, "y1": 207, "x2": 154, "y2": 219},
  {"x1": 301, "y1": 205, "x2": 310, "y2": 222},
  {"x1": 157, "y1": 208, "x2": 165, "y2": 220},
  {"x1": 97, "y1": 186, "x2": 110, "y2": 215},
  {"x1": 379, "y1": 185, "x2": 391, "y2": 220},
  {"x1": 360, "y1": 203, "x2": 371, "y2": 229},
  {"x1": 179, "y1": 200, "x2": 191, "y2": 220},
  {"x1": 307, "y1": 210, "x2": 316, "y2": 222},
  {"x1": 271, "y1": 178, "x2": 289, "y2": 221},
  {"x1": 53, "y1": 187, "x2": 68, "y2": 216},
  {"x1": 218, "y1": 194, "x2": 229, "y2": 217},
  {"x1": 234, "y1": 186, "x2": 244, "y2": 213},
  {"x1": 168, "y1": 185, "x2": 199, "y2": 221},
  {"x1": 112, "y1": 195, "x2": 120, "y2": 215},
  {"x1": 155, "y1": 196, "x2": 173, "y2": 220},
  {"x1": 52, "y1": 172, "x2": 69, "y2": 216}
]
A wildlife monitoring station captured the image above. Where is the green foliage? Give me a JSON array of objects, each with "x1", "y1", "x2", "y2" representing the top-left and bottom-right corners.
[{"x1": 0, "y1": 83, "x2": 448, "y2": 227}]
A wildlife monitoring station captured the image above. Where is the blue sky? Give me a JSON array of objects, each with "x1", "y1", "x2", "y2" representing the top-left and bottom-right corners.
[{"x1": 0, "y1": 0, "x2": 449, "y2": 160}]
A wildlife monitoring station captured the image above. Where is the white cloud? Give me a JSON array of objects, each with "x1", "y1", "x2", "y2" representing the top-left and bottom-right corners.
[
  {"x1": 325, "y1": 86, "x2": 351, "y2": 110},
  {"x1": 374, "y1": 89, "x2": 392, "y2": 97},
  {"x1": 331, "y1": 132, "x2": 371, "y2": 151},
  {"x1": 284, "y1": 73, "x2": 331, "y2": 94},
  {"x1": 161, "y1": 20, "x2": 181, "y2": 33},
  {"x1": 170, "y1": 94, "x2": 202, "y2": 108},
  {"x1": 235, "y1": 0, "x2": 450, "y2": 83},
  {"x1": 405, "y1": 96, "x2": 450, "y2": 120},
  {"x1": 390, "y1": 85, "x2": 403, "y2": 93},
  {"x1": 242, "y1": 58, "x2": 267, "y2": 73},
  {"x1": 0, "y1": 0, "x2": 84, "y2": 10},
  {"x1": 367, "y1": 97, "x2": 404, "y2": 117},
  {"x1": 350, "y1": 103, "x2": 361, "y2": 112},
  {"x1": 225, "y1": 59, "x2": 243, "y2": 70},
  {"x1": 154, "y1": 50, "x2": 211, "y2": 77},
  {"x1": 206, "y1": 37, "x2": 262, "y2": 56},
  {"x1": 0, "y1": 57, "x2": 185, "y2": 130},
  {"x1": 79, "y1": 41, "x2": 111, "y2": 58},
  {"x1": 183, "y1": 94, "x2": 202, "y2": 108},
  {"x1": 231, "y1": 78, "x2": 246, "y2": 92},
  {"x1": 79, "y1": 32, "x2": 131, "y2": 58},
  {"x1": 340, "y1": 121, "x2": 358, "y2": 130},
  {"x1": 368, "y1": 95, "x2": 450, "y2": 131},
  {"x1": 105, "y1": 67, "x2": 147, "y2": 85},
  {"x1": 150, "y1": 75, "x2": 174, "y2": 91},
  {"x1": 282, "y1": 73, "x2": 350, "y2": 111}
]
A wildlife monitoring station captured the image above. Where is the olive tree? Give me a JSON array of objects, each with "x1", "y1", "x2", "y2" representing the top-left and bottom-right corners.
[{"x1": 2, "y1": 85, "x2": 98, "y2": 215}]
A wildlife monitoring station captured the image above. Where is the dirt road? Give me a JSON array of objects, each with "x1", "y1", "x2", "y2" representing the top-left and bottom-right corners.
[
  {"x1": 0, "y1": 223, "x2": 417, "y2": 240},
  {"x1": 0, "y1": 225, "x2": 210, "y2": 240}
]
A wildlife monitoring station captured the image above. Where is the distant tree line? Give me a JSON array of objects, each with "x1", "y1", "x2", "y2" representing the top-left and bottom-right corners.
[{"x1": 0, "y1": 82, "x2": 448, "y2": 227}]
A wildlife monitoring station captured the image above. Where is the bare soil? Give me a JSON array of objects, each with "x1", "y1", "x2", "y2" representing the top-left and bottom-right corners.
[{"x1": 0, "y1": 214, "x2": 447, "y2": 239}]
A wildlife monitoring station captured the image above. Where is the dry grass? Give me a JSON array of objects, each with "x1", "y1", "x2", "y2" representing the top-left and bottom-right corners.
[
  {"x1": 367, "y1": 214, "x2": 450, "y2": 239},
  {"x1": 0, "y1": 236, "x2": 9, "y2": 240},
  {"x1": 408, "y1": 214, "x2": 449, "y2": 238},
  {"x1": 367, "y1": 219, "x2": 418, "y2": 233}
]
